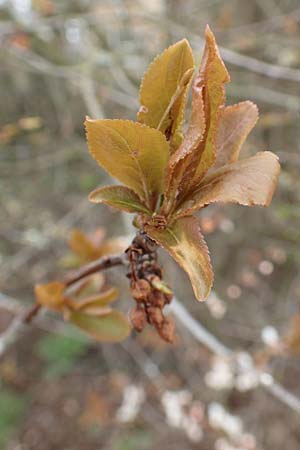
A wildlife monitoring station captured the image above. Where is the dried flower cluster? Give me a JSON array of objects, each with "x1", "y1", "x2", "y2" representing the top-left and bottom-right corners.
[{"x1": 126, "y1": 232, "x2": 174, "y2": 342}]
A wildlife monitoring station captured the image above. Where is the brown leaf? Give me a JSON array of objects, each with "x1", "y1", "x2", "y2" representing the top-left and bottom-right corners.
[
  {"x1": 137, "y1": 39, "x2": 194, "y2": 145},
  {"x1": 89, "y1": 185, "x2": 151, "y2": 215},
  {"x1": 164, "y1": 25, "x2": 229, "y2": 212},
  {"x1": 165, "y1": 71, "x2": 206, "y2": 209},
  {"x1": 175, "y1": 152, "x2": 280, "y2": 218},
  {"x1": 191, "y1": 25, "x2": 230, "y2": 184},
  {"x1": 69, "y1": 229, "x2": 99, "y2": 262},
  {"x1": 85, "y1": 118, "x2": 169, "y2": 208},
  {"x1": 34, "y1": 281, "x2": 65, "y2": 311},
  {"x1": 214, "y1": 101, "x2": 258, "y2": 168},
  {"x1": 145, "y1": 216, "x2": 213, "y2": 301}
]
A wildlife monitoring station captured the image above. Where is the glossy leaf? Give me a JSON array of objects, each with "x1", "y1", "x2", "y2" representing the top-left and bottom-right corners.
[
  {"x1": 214, "y1": 101, "x2": 258, "y2": 168},
  {"x1": 35, "y1": 281, "x2": 65, "y2": 311},
  {"x1": 69, "y1": 310, "x2": 131, "y2": 342},
  {"x1": 89, "y1": 185, "x2": 151, "y2": 214},
  {"x1": 175, "y1": 152, "x2": 280, "y2": 218},
  {"x1": 85, "y1": 118, "x2": 169, "y2": 205},
  {"x1": 192, "y1": 25, "x2": 230, "y2": 184},
  {"x1": 145, "y1": 216, "x2": 213, "y2": 301},
  {"x1": 138, "y1": 39, "x2": 194, "y2": 142}
]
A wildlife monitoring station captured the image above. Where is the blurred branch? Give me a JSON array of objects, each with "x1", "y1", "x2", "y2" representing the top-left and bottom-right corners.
[
  {"x1": 159, "y1": 19, "x2": 300, "y2": 83},
  {"x1": 1, "y1": 198, "x2": 90, "y2": 282},
  {"x1": 0, "y1": 292, "x2": 36, "y2": 358},
  {"x1": 0, "y1": 252, "x2": 128, "y2": 357},
  {"x1": 79, "y1": 73, "x2": 104, "y2": 119},
  {"x1": 217, "y1": 7, "x2": 300, "y2": 35},
  {"x1": 2, "y1": 289, "x2": 300, "y2": 416},
  {"x1": 228, "y1": 84, "x2": 300, "y2": 112},
  {"x1": 170, "y1": 298, "x2": 300, "y2": 415},
  {"x1": 4, "y1": 46, "x2": 137, "y2": 110}
]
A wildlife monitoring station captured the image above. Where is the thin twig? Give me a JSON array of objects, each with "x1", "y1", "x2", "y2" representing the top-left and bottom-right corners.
[
  {"x1": 0, "y1": 252, "x2": 128, "y2": 357},
  {"x1": 64, "y1": 252, "x2": 128, "y2": 286}
]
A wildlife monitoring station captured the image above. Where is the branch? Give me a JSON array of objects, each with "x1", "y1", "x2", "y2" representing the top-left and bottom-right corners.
[
  {"x1": 63, "y1": 253, "x2": 128, "y2": 286},
  {"x1": 169, "y1": 298, "x2": 300, "y2": 415},
  {"x1": 0, "y1": 253, "x2": 128, "y2": 357},
  {"x1": 161, "y1": 18, "x2": 300, "y2": 83}
]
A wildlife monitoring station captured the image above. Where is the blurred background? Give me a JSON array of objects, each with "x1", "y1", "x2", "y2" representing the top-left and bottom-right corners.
[{"x1": 1, "y1": 0, "x2": 300, "y2": 449}]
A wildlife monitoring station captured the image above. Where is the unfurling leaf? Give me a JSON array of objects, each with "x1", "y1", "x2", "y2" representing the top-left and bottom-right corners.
[
  {"x1": 165, "y1": 63, "x2": 206, "y2": 207},
  {"x1": 138, "y1": 39, "x2": 194, "y2": 146},
  {"x1": 165, "y1": 24, "x2": 230, "y2": 210},
  {"x1": 69, "y1": 310, "x2": 130, "y2": 342},
  {"x1": 35, "y1": 281, "x2": 65, "y2": 311},
  {"x1": 214, "y1": 101, "x2": 258, "y2": 168},
  {"x1": 191, "y1": 25, "x2": 230, "y2": 184},
  {"x1": 145, "y1": 216, "x2": 213, "y2": 301},
  {"x1": 89, "y1": 185, "x2": 151, "y2": 214},
  {"x1": 85, "y1": 118, "x2": 169, "y2": 206},
  {"x1": 175, "y1": 152, "x2": 280, "y2": 218}
]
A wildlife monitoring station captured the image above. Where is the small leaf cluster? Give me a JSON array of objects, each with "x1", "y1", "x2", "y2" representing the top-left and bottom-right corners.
[
  {"x1": 61, "y1": 228, "x2": 126, "y2": 267},
  {"x1": 85, "y1": 26, "x2": 280, "y2": 301},
  {"x1": 35, "y1": 274, "x2": 129, "y2": 342}
]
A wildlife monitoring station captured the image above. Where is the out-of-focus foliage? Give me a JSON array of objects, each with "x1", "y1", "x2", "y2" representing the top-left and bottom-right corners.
[
  {"x1": 0, "y1": 390, "x2": 26, "y2": 448},
  {"x1": 36, "y1": 333, "x2": 88, "y2": 378},
  {"x1": 35, "y1": 273, "x2": 130, "y2": 342},
  {"x1": 63, "y1": 228, "x2": 126, "y2": 267}
]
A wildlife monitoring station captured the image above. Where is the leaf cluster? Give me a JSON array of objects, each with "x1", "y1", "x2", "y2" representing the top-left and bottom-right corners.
[
  {"x1": 35, "y1": 273, "x2": 130, "y2": 342},
  {"x1": 86, "y1": 25, "x2": 280, "y2": 301}
]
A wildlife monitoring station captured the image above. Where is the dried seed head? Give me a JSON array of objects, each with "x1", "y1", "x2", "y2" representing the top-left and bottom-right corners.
[
  {"x1": 131, "y1": 279, "x2": 151, "y2": 302},
  {"x1": 151, "y1": 290, "x2": 166, "y2": 309},
  {"x1": 130, "y1": 305, "x2": 147, "y2": 332},
  {"x1": 146, "y1": 274, "x2": 161, "y2": 285},
  {"x1": 147, "y1": 306, "x2": 164, "y2": 327},
  {"x1": 158, "y1": 318, "x2": 175, "y2": 343},
  {"x1": 165, "y1": 292, "x2": 173, "y2": 304}
]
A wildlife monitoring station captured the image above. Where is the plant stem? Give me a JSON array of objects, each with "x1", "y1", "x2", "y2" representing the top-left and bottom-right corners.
[
  {"x1": 23, "y1": 252, "x2": 128, "y2": 326},
  {"x1": 63, "y1": 253, "x2": 128, "y2": 287}
]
